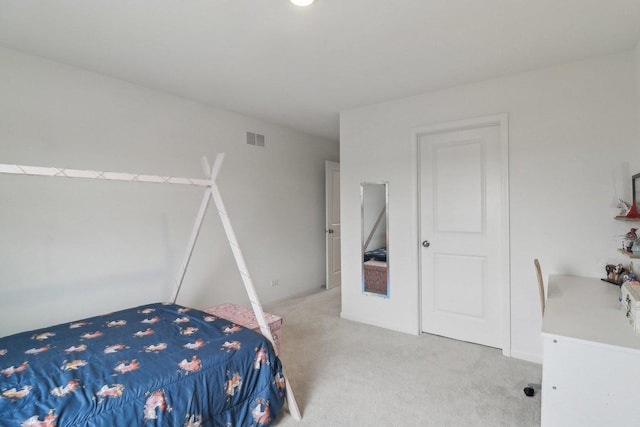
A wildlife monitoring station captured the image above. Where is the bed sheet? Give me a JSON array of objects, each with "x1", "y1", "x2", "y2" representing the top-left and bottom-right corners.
[
  {"x1": 363, "y1": 247, "x2": 387, "y2": 262},
  {"x1": 0, "y1": 302, "x2": 286, "y2": 426}
]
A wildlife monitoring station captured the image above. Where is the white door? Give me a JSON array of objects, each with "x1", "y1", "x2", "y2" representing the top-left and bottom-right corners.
[
  {"x1": 325, "y1": 161, "x2": 341, "y2": 289},
  {"x1": 419, "y1": 123, "x2": 507, "y2": 349}
]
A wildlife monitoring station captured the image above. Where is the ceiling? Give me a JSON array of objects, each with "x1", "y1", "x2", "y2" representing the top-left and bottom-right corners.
[{"x1": 1, "y1": 1, "x2": 639, "y2": 141}]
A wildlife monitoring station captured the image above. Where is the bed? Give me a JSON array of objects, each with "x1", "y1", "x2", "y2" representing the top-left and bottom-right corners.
[
  {"x1": 363, "y1": 247, "x2": 387, "y2": 262},
  {"x1": 0, "y1": 302, "x2": 286, "y2": 426}
]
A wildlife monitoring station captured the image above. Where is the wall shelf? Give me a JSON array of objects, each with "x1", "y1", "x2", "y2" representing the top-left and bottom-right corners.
[
  {"x1": 614, "y1": 216, "x2": 640, "y2": 221},
  {"x1": 618, "y1": 249, "x2": 640, "y2": 259}
]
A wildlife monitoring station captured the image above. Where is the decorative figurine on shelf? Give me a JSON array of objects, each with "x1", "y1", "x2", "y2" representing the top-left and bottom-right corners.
[
  {"x1": 605, "y1": 263, "x2": 637, "y2": 286},
  {"x1": 623, "y1": 228, "x2": 639, "y2": 253},
  {"x1": 629, "y1": 173, "x2": 640, "y2": 218},
  {"x1": 628, "y1": 204, "x2": 640, "y2": 218},
  {"x1": 618, "y1": 199, "x2": 632, "y2": 216}
]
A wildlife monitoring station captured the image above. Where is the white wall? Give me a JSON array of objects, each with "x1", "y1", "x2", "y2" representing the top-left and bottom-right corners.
[
  {"x1": 340, "y1": 51, "x2": 640, "y2": 362},
  {"x1": 0, "y1": 47, "x2": 338, "y2": 338}
]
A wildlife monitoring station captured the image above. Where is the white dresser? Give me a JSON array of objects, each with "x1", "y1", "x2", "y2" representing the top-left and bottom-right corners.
[{"x1": 542, "y1": 274, "x2": 640, "y2": 426}]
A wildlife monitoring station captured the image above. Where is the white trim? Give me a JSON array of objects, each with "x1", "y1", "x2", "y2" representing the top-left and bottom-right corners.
[
  {"x1": 412, "y1": 113, "x2": 511, "y2": 357},
  {"x1": 510, "y1": 349, "x2": 542, "y2": 364},
  {"x1": 325, "y1": 160, "x2": 340, "y2": 290}
]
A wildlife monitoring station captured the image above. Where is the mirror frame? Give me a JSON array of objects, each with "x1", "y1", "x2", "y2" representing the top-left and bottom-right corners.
[{"x1": 361, "y1": 181, "x2": 389, "y2": 298}]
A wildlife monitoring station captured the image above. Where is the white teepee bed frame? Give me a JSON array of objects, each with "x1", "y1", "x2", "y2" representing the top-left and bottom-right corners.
[{"x1": 0, "y1": 153, "x2": 302, "y2": 420}]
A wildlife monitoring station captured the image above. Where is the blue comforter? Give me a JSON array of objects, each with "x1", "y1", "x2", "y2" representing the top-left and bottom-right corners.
[
  {"x1": 364, "y1": 247, "x2": 387, "y2": 262},
  {"x1": 0, "y1": 303, "x2": 285, "y2": 426}
]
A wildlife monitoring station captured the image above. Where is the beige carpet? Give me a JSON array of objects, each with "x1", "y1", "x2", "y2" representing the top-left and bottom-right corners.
[{"x1": 267, "y1": 286, "x2": 541, "y2": 427}]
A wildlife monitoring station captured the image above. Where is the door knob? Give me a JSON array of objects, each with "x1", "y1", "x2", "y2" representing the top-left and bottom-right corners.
[
  {"x1": 326, "y1": 229, "x2": 334, "y2": 234},
  {"x1": 422, "y1": 240, "x2": 430, "y2": 248}
]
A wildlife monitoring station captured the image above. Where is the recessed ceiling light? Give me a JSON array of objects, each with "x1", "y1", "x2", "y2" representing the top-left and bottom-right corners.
[{"x1": 290, "y1": 0, "x2": 314, "y2": 6}]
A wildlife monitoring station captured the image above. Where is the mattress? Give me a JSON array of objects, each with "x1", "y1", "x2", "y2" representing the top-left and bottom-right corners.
[{"x1": 0, "y1": 302, "x2": 286, "y2": 426}]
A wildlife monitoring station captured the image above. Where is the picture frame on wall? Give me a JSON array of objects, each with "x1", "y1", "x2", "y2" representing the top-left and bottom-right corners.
[{"x1": 634, "y1": 172, "x2": 640, "y2": 210}]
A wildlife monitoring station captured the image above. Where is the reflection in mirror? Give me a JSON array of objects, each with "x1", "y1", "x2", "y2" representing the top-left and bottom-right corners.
[{"x1": 361, "y1": 182, "x2": 389, "y2": 297}]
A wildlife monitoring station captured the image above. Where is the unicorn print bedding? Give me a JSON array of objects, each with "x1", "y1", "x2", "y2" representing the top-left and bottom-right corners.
[{"x1": 0, "y1": 302, "x2": 285, "y2": 426}]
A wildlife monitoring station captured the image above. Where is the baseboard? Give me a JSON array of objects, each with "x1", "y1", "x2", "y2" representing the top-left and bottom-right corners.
[
  {"x1": 263, "y1": 285, "x2": 333, "y2": 310},
  {"x1": 510, "y1": 349, "x2": 542, "y2": 364},
  {"x1": 340, "y1": 311, "x2": 420, "y2": 336}
]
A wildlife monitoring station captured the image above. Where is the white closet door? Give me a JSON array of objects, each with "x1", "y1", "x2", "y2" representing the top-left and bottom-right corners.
[{"x1": 419, "y1": 124, "x2": 505, "y2": 349}]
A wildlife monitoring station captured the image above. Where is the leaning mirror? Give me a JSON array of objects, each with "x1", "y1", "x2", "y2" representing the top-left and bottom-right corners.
[{"x1": 361, "y1": 182, "x2": 389, "y2": 297}]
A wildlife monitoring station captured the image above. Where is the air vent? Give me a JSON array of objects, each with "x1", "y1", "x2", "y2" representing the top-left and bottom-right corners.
[{"x1": 246, "y1": 132, "x2": 266, "y2": 148}]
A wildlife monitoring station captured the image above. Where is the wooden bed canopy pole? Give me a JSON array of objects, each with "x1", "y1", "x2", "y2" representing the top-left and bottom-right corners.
[
  {"x1": 206, "y1": 156, "x2": 302, "y2": 420},
  {"x1": 173, "y1": 154, "x2": 302, "y2": 420},
  {"x1": 0, "y1": 154, "x2": 302, "y2": 421},
  {"x1": 362, "y1": 205, "x2": 386, "y2": 252},
  {"x1": 169, "y1": 156, "x2": 221, "y2": 305}
]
